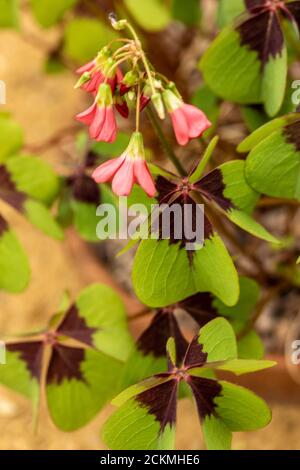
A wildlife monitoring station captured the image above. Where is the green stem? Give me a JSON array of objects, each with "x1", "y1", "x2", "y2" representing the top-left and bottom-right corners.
[
  {"x1": 146, "y1": 106, "x2": 187, "y2": 177},
  {"x1": 125, "y1": 22, "x2": 157, "y2": 96}
]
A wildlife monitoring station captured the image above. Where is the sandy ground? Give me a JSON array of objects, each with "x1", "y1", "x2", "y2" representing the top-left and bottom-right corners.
[{"x1": 0, "y1": 9, "x2": 299, "y2": 450}]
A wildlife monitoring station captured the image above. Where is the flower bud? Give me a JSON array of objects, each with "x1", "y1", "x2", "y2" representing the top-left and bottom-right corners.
[
  {"x1": 122, "y1": 70, "x2": 140, "y2": 87},
  {"x1": 109, "y1": 13, "x2": 127, "y2": 31},
  {"x1": 167, "y1": 81, "x2": 182, "y2": 99},
  {"x1": 151, "y1": 93, "x2": 165, "y2": 120},
  {"x1": 74, "y1": 71, "x2": 92, "y2": 89}
]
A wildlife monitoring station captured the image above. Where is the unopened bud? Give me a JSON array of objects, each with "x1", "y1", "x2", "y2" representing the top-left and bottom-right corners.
[
  {"x1": 166, "y1": 82, "x2": 182, "y2": 99},
  {"x1": 123, "y1": 70, "x2": 139, "y2": 87},
  {"x1": 151, "y1": 93, "x2": 165, "y2": 120},
  {"x1": 74, "y1": 71, "x2": 91, "y2": 89},
  {"x1": 109, "y1": 13, "x2": 127, "y2": 31}
]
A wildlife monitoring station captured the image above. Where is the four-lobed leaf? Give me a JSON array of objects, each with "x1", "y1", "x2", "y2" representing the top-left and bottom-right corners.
[
  {"x1": 0, "y1": 284, "x2": 133, "y2": 431},
  {"x1": 102, "y1": 318, "x2": 275, "y2": 450}
]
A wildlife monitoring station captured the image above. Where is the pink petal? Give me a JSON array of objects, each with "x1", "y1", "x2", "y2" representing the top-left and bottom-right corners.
[
  {"x1": 89, "y1": 106, "x2": 106, "y2": 140},
  {"x1": 170, "y1": 108, "x2": 189, "y2": 146},
  {"x1": 183, "y1": 104, "x2": 212, "y2": 139},
  {"x1": 76, "y1": 102, "x2": 97, "y2": 126},
  {"x1": 96, "y1": 107, "x2": 117, "y2": 143},
  {"x1": 140, "y1": 94, "x2": 150, "y2": 112},
  {"x1": 76, "y1": 60, "x2": 95, "y2": 75},
  {"x1": 134, "y1": 160, "x2": 156, "y2": 197},
  {"x1": 83, "y1": 71, "x2": 104, "y2": 93},
  {"x1": 116, "y1": 101, "x2": 129, "y2": 118},
  {"x1": 92, "y1": 156, "x2": 125, "y2": 183},
  {"x1": 116, "y1": 67, "x2": 124, "y2": 84},
  {"x1": 112, "y1": 159, "x2": 135, "y2": 196}
]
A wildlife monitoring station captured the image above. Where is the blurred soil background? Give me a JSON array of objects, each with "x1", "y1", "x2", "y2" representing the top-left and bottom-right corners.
[{"x1": 0, "y1": 0, "x2": 299, "y2": 450}]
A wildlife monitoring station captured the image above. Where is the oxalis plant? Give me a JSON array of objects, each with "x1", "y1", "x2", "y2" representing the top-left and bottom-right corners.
[{"x1": 1, "y1": 2, "x2": 300, "y2": 451}]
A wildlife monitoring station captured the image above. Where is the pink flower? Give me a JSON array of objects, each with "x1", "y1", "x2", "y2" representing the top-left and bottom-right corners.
[
  {"x1": 76, "y1": 83, "x2": 117, "y2": 143},
  {"x1": 163, "y1": 90, "x2": 211, "y2": 146},
  {"x1": 92, "y1": 132, "x2": 156, "y2": 197},
  {"x1": 75, "y1": 49, "x2": 118, "y2": 94}
]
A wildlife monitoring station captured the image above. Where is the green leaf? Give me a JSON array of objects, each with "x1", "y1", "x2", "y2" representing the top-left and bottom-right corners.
[
  {"x1": 200, "y1": 28, "x2": 261, "y2": 105},
  {"x1": 63, "y1": 18, "x2": 118, "y2": 63},
  {"x1": 237, "y1": 113, "x2": 300, "y2": 153},
  {"x1": 202, "y1": 415, "x2": 232, "y2": 450},
  {"x1": 237, "y1": 330, "x2": 264, "y2": 359},
  {"x1": 215, "y1": 381, "x2": 272, "y2": 431},
  {"x1": 30, "y1": 0, "x2": 78, "y2": 28},
  {"x1": 227, "y1": 209, "x2": 280, "y2": 244},
  {"x1": 121, "y1": 349, "x2": 167, "y2": 389},
  {"x1": 0, "y1": 349, "x2": 39, "y2": 398},
  {"x1": 113, "y1": 375, "x2": 172, "y2": 407},
  {"x1": 124, "y1": 0, "x2": 171, "y2": 32},
  {"x1": 0, "y1": 0, "x2": 19, "y2": 28},
  {"x1": 245, "y1": 121, "x2": 300, "y2": 200},
  {"x1": 262, "y1": 49, "x2": 287, "y2": 118},
  {"x1": 102, "y1": 398, "x2": 175, "y2": 450},
  {"x1": 24, "y1": 199, "x2": 64, "y2": 240},
  {"x1": 216, "y1": 359, "x2": 276, "y2": 375},
  {"x1": 75, "y1": 283, "x2": 134, "y2": 361},
  {"x1": 198, "y1": 318, "x2": 237, "y2": 362},
  {"x1": 71, "y1": 200, "x2": 99, "y2": 242},
  {"x1": 0, "y1": 226, "x2": 30, "y2": 292},
  {"x1": 220, "y1": 160, "x2": 259, "y2": 213},
  {"x1": 92, "y1": 132, "x2": 131, "y2": 158},
  {"x1": 47, "y1": 349, "x2": 123, "y2": 431},
  {"x1": 219, "y1": 161, "x2": 279, "y2": 244},
  {"x1": 217, "y1": 0, "x2": 245, "y2": 27},
  {"x1": 0, "y1": 115, "x2": 23, "y2": 162},
  {"x1": 5, "y1": 155, "x2": 60, "y2": 205},
  {"x1": 172, "y1": 0, "x2": 200, "y2": 26},
  {"x1": 132, "y1": 235, "x2": 239, "y2": 308}
]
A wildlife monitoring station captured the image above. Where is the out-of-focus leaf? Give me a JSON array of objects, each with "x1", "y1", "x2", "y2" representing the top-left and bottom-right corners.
[
  {"x1": 0, "y1": 0, "x2": 19, "y2": 28},
  {"x1": 63, "y1": 18, "x2": 117, "y2": 63},
  {"x1": 172, "y1": 0, "x2": 200, "y2": 25},
  {"x1": 0, "y1": 115, "x2": 23, "y2": 162},
  {"x1": 0, "y1": 216, "x2": 30, "y2": 292},
  {"x1": 5, "y1": 155, "x2": 60, "y2": 205},
  {"x1": 30, "y1": 0, "x2": 78, "y2": 28},
  {"x1": 124, "y1": 0, "x2": 171, "y2": 32}
]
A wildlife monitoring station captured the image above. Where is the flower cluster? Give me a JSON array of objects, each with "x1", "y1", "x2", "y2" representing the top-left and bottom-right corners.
[{"x1": 75, "y1": 18, "x2": 211, "y2": 197}]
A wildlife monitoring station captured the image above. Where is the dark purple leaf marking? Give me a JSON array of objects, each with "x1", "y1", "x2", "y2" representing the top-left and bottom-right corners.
[
  {"x1": 57, "y1": 304, "x2": 97, "y2": 347},
  {"x1": 72, "y1": 175, "x2": 101, "y2": 205},
  {"x1": 284, "y1": 118, "x2": 300, "y2": 151},
  {"x1": 0, "y1": 165, "x2": 26, "y2": 211},
  {"x1": 7, "y1": 341, "x2": 44, "y2": 380},
  {"x1": 47, "y1": 344, "x2": 86, "y2": 385},
  {"x1": 183, "y1": 335, "x2": 207, "y2": 369},
  {"x1": 137, "y1": 310, "x2": 188, "y2": 364},
  {"x1": 187, "y1": 375, "x2": 222, "y2": 419},
  {"x1": 179, "y1": 292, "x2": 218, "y2": 328},
  {"x1": 245, "y1": 0, "x2": 268, "y2": 10},
  {"x1": 0, "y1": 214, "x2": 8, "y2": 236},
  {"x1": 136, "y1": 379, "x2": 178, "y2": 432},
  {"x1": 155, "y1": 176, "x2": 214, "y2": 250},
  {"x1": 284, "y1": 1, "x2": 300, "y2": 34},
  {"x1": 194, "y1": 168, "x2": 234, "y2": 212},
  {"x1": 237, "y1": 8, "x2": 284, "y2": 67}
]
